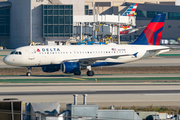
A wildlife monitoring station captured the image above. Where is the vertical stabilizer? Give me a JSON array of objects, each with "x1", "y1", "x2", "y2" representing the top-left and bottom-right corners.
[
  {"x1": 131, "y1": 13, "x2": 166, "y2": 45},
  {"x1": 122, "y1": 3, "x2": 138, "y2": 16}
]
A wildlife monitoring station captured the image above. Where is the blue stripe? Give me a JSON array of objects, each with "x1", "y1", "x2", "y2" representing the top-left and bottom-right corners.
[
  {"x1": 153, "y1": 27, "x2": 163, "y2": 45},
  {"x1": 151, "y1": 13, "x2": 166, "y2": 22},
  {"x1": 131, "y1": 32, "x2": 149, "y2": 45},
  {"x1": 91, "y1": 62, "x2": 107, "y2": 67},
  {"x1": 91, "y1": 62, "x2": 123, "y2": 67}
]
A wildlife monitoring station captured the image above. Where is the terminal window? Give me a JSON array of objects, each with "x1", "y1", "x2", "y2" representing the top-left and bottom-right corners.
[
  {"x1": 85, "y1": 5, "x2": 89, "y2": 15},
  {"x1": 0, "y1": 8, "x2": 10, "y2": 37},
  {"x1": 136, "y1": 10, "x2": 180, "y2": 20},
  {"x1": 43, "y1": 5, "x2": 73, "y2": 38}
]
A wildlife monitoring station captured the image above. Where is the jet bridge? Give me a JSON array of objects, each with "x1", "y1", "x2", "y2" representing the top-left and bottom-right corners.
[{"x1": 73, "y1": 14, "x2": 136, "y2": 44}]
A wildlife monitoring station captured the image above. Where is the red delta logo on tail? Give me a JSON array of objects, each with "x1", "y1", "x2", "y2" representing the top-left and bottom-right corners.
[
  {"x1": 131, "y1": 13, "x2": 166, "y2": 45},
  {"x1": 143, "y1": 20, "x2": 164, "y2": 45}
]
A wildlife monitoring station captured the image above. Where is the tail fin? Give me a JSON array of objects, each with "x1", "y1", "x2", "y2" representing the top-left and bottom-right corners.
[
  {"x1": 122, "y1": 3, "x2": 138, "y2": 16},
  {"x1": 131, "y1": 13, "x2": 166, "y2": 45}
]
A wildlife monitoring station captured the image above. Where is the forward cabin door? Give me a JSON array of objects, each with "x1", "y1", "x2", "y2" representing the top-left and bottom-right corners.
[{"x1": 28, "y1": 49, "x2": 35, "y2": 60}]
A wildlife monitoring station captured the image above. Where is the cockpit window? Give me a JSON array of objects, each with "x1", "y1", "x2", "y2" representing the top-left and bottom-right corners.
[
  {"x1": 10, "y1": 51, "x2": 15, "y2": 54},
  {"x1": 10, "y1": 51, "x2": 22, "y2": 55}
]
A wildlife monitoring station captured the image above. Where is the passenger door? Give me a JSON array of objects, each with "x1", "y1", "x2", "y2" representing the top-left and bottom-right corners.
[{"x1": 28, "y1": 49, "x2": 35, "y2": 60}]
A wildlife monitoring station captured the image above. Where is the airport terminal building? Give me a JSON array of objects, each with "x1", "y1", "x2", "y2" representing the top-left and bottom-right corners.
[{"x1": 0, "y1": 0, "x2": 180, "y2": 48}]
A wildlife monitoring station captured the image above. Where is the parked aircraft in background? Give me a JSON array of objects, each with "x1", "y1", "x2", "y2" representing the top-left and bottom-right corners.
[
  {"x1": 3, "y1": 13, "x2": 169, "y2": 76},
  {"x1": 120, "y1": 3, "x2": 141, "y2": 35},
  {"x1": 120, "y1": 25, "x2": 146, "y2": 35},
  {"x1": 122, "y1": 3, "x2": 138, "y2": 16}
]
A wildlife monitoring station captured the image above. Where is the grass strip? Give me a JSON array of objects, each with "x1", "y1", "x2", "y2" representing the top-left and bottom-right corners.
[
  {"x1": 0, "y1": 77, "x2": 180, "y2": 83},
  {"x1": 157, "y1": 54, "x2": 180, "y2": 56}
]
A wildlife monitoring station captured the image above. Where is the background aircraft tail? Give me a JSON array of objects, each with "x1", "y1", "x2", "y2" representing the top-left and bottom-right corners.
[
  {"x1": 122, "y1": 3, "x2": 138, "y2": 16},
  {"x1": 131, "y1": 13, "x2": 166, "y2": 45}
]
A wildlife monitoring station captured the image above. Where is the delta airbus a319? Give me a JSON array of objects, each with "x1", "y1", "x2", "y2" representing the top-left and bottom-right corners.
[{"x1": 3, "y1": 13, "x2": 169, "y2": 76}]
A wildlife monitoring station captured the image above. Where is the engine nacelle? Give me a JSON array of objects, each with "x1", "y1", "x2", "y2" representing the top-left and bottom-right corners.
[
  {"x1": 61, "y1": 62, "x2": 86, "y2": 73},
  {"x1": 42, "y1": 65, "x2": 60, "y2": 73}
]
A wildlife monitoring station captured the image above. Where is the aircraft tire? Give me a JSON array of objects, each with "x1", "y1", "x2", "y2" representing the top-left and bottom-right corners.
[
  {"x1": 87, "y1": 71, "x2": 94, "y2": 76},
  {"x1": 26, "y1": 72, "x2": 31, "y2": 77},
  {"x1": 74, "y1": 71, "x2": 81, "y2": 75}
]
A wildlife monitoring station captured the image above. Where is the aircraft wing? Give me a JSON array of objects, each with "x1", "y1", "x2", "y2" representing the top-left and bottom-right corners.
[{"x1": 64, "y1": 53, "x2": 138, "y2": 66}]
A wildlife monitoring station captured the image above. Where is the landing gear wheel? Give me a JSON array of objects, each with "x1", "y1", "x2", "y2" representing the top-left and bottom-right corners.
[
  {"x1": 74, "y1": 71, "x2": 81, "y2": 75},
  {"x1": 87, "y1": 71, "x2": 94, "y2": 76},
  {"x1": 26, "y1": 67, "x2": 32, "y2": 77},
  {"x1": 26, "y1": 72, "x2": 31, "y2": 77}
]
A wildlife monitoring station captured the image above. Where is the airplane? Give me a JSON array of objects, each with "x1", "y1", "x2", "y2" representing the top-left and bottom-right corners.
[
  {"x1": 119, "y1": 25, "x2": 146, "y2": 35},
  {"x1": 120, "y1": 3, "x2": 141, "y2": 35},
  {"x1": 3, "y1": 13, "x2": 170, "y2": 77},
  {"x1": 122, "y1": 3, "x2": 138, "y2": 16}
]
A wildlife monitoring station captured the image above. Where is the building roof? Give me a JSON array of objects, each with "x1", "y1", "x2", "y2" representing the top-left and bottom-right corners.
[
  {"x1": 137, "y1": 3, "x2": 180, "y2": 13},
  {"x1": 123, "y1": 2, "x2": 180, "y2": 13},
  {"x1": 0, "y1": 1, "x2": 11, "y2": 8},
  {"x1": 47, "y1": 0, "x2": 62, "y2": 5}
]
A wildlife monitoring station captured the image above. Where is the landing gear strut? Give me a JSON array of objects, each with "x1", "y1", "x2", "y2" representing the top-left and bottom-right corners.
[
  {"x1": 26, "y1": 67, "x2": 32, "y2": 76},
  {"x1": 86, "y1": 66, "x2": 94, "y2": 76},
  {"x1": 74, "y1": 71, "x2": 81, "y2": 75}
]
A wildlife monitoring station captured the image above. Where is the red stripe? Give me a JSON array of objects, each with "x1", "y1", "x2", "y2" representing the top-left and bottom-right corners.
[
  {"x1": 128, "y1": 14, "x2": 134, "y2": 16},
  {"x1": 131, "y1": 8, "x2": 136, "y2": 11},
  {"x1": 134, "y1": 3, "x2": 138, "y2": 6},
  {"x1": 120, "y1": 31, "x2": 129, "y2": 34}
]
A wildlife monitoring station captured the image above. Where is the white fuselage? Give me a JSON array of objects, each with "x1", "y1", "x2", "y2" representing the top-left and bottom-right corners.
[{"x1": 3, "y1": 44, "x2": 169, "y2": 67}]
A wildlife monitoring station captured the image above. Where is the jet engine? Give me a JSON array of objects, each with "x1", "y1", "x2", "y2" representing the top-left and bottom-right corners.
[
  {"x1": 61, "y1": 62, "x2": 86, "y2": 73},
  {"x1": 42, "y1": 65, "x2": 60, "y2": 73}
]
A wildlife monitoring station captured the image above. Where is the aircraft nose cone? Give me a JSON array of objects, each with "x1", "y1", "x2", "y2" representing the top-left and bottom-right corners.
[
  {"x1": 3, "y1": 55, "x2": 12, "y2": 65},
  {"x1": 3, "y1": 56, "x2": 8, "y2": 65}
]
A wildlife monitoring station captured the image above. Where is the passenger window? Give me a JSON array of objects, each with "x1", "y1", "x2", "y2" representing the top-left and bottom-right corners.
[{"x1": 19, "y1": 52, "x2": 22, "y2": 55}]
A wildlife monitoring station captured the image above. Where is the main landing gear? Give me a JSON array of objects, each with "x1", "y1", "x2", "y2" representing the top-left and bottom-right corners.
[
  {"x1": 86, "y1": 66, "x2": 94, "y2": 76},
  {"x1": 87, "y1": 71, "x2": 94, "y2": 76},
  {"x1": 73, "y1": 66, "x2": 95, "y2": 76},
  {"x1": 26, "y1": 67, "x2": 32, "y2": 76}
]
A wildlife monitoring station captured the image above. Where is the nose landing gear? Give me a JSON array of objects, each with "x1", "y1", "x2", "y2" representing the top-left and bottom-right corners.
[{"x1": 26, "y1": 67, "x2": 32, "y2": 76}]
